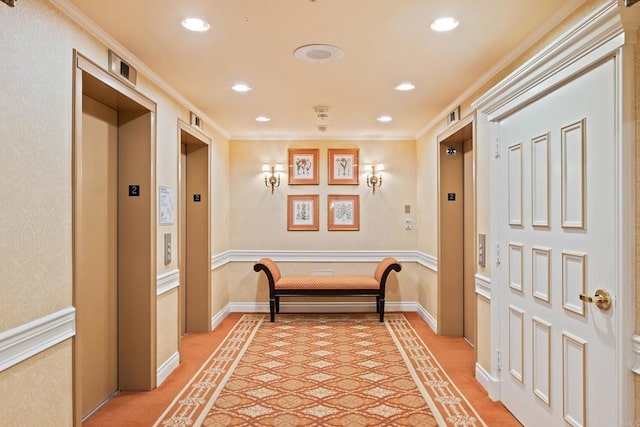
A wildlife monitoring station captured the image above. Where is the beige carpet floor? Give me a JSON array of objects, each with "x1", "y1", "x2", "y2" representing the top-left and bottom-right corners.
[{"x1": 154, "y1": 314, "x2": 487, "y2": 426}]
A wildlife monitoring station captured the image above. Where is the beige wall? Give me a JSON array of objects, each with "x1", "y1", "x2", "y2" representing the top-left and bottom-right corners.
[
  {"x1": 229, "y1": 139, "x2": 416, "y2": 250},
  {"x1": 476, "y1": 295, "x2": 491, "y2": 370},
  {"x1": 634, "y1": 24, "x2": 640, "y2": 423},
  {"x1": 0, "y1": 341, "x2": 73, "y2": 425},
  {"x1": 0, "y1": 0, "x2": 231, "y2": 423},
  {"x1": 157, "y1": 290, "x2": 179, "y2": 368}
]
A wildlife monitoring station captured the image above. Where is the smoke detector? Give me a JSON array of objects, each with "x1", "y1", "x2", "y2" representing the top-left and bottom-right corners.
[
  {"x1": 294, "y1": 44, "x2": 344, "y2": 64},
  {"x1": 314, "y1": 105, "x2": 329, "y2": 120}
]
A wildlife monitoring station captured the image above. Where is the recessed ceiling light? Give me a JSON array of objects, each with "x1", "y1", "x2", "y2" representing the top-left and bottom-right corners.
[
  {"x1": 377, "y1": 115, "x2": 393, "y2": 122},
  {"x1": 394, "y1": 82, "x2": 415, "y2": 91},
  {"x1": 181, "y1": 18, "x2": 210, "y2": 32},
  {"x1": 430, "y1": 17, "x2": 459, "y2": 32},
  {"x1": 294, "y1": 44, "x2": 344, "y2": 64},
  {"x1": 255, "y1": 116, "x2": 271, "y2": 122},
  {"x1": 231, "y1": 83, "x2": 252, "y2": 92}
]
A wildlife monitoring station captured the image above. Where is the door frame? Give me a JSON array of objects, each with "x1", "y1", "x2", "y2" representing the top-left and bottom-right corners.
[
  {"x1": 436, "y1": 113, "x2": 477, "y2": 338},
  {"x1": 472, "y1": 3, "x2": 634, "y2": 423},
  {"x1": 177, "y1": 120, "x2": 211, "y2": 333},
  {"x1": 72, "y1": 51, "x2": 157, "y2": 424}
]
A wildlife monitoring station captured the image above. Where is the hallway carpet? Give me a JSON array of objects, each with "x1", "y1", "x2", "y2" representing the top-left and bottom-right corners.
[{"x1": 84, "y1": 312, "x2": 520, "y2": 426}]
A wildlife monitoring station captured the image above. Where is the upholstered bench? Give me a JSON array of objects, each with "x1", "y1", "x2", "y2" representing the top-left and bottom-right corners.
[{"x1": 253, "y1": 257, "x2": 402, "y2": 322}]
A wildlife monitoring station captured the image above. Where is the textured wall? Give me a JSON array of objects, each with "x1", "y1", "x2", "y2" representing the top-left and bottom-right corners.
[
  {"x1": 0, "y1": 341, "x2": 73, "y2": 426},
  {"x1": 229, "y1": 139, "x2": 417, "y2": 250}
]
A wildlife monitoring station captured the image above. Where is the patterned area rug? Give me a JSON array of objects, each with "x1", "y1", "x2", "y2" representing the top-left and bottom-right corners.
[{"x1": 155, "y1": 314, "x2": 486, "y2": 427}]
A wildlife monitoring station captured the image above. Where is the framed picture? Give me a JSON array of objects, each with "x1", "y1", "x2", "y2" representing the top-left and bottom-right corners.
[
  {"x1": 288, "y1": 148, "x2": 319, "y2": 185},
  {"x1": 328, "y1": 194, "x2": 359, "y2": 231},
  {"x1": 287, "y1": 195, "x2": 319, "y2": 231},
  {"x1": 328, "y1": 148, "x2": 359, "y2": 185}
]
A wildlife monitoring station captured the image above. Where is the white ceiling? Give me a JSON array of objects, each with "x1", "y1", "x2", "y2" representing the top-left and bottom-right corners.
[{"x1": 66, "y1": 0, "x2": 586, "y2": 140}]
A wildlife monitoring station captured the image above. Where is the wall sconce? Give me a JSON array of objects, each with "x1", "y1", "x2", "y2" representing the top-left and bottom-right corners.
[
  {"x1": 364, "y1": 163, "x2": 384, "y2": 194},
  {"x1": 262, "y1": 163, "x2": 283, "y2": 194}
]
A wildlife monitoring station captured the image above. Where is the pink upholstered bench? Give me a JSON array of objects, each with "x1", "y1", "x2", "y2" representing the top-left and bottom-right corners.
[{"x1": 253, "y1": 257, "x2": 402, "y2": 322}]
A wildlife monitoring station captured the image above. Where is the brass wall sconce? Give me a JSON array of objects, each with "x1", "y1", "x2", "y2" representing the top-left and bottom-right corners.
[
  {"x1": 262, "y1": 163, "x2": 283, "y2": 194},
  {"x1": 364, "y1": 163, "x2": 384, "y2": 194}
]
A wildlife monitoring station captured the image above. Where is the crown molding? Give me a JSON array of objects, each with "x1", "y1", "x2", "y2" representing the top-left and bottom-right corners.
[
  {"x1": 47, "y1": 0, "x2": 230, "y2": 140},
  {"x1": 415, "y1": 0, "x2": 588, "y2": 139}
]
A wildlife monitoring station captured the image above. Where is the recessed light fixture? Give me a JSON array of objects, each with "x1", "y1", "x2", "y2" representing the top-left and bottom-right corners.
[
  {"x1": 394, "y1": 82, "x2": 415, "y2": 91},
  {"x1": 377, "y1": 115, "x2": 393, "y2": 122},
  {"x1": 255, "y1": 116, "x2": 271, "y2": 122},
  {"x1": 231, "y1": 83, "x2": 252, "y2": 92},
  {"x1": 430, "y1": 17, "x2": 459, "y2": 32},
  {"x1": 181, "y1": 18, "x2": 210, "y2": 32}
]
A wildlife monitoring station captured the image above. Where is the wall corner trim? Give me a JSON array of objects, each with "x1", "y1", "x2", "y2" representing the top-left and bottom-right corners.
[
  {"x1": 475, "y1": 274, "x2": 491, "y2": 300},
  {"x1": 632, "y1": 335, "x2": 640, "y2": 375},
  {"x1": 157, "y1": 269, "x2": 180, "y2": 296},
  {"x1": 157, "y1": 351, "x2": 180, "y2": 386},
  {"x1": 0, "y1": 307, "x2": 76, "y2": 373}
]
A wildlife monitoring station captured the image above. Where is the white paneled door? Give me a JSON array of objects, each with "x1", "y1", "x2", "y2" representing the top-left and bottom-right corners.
[{"x1": 496, "y1": 56, "x2": 618, "y2": 427}]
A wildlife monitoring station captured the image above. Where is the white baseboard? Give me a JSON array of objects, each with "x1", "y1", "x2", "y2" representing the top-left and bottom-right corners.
[
  {"x1": 157, "y1": 351, "x2": 180, "y2": 386},
  {"x1": 211, "y1": 304, "x2": 231, "y2": 330},
  {"x1": 416, "y1": 304, "x2": 437, "y2": 333},
  {"x1": 475, "y1": 362, "x2": 501, "y2": 401},
  {"x1": 212, "y1": 301, "x2": 433, "y2": 326}
]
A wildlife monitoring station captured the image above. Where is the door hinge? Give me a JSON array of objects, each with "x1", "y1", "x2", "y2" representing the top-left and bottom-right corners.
[
  {"x1": 495, "y1": 243, "x2": 501, "y2": 267},
  {"x1": 496, "y1": 349, "x2": 502, "y2": 371},
  {"x1": 495, "y1": 136, "x2": 500, "y2": 158}
]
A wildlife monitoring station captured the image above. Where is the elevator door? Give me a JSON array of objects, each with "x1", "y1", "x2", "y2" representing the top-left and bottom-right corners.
[{"x1": 78, "y1": 94, "x2": 118, "y2": 417}]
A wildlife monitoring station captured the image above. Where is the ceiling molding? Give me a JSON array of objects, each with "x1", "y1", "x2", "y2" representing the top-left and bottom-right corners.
[
  {"x1": 229, "y1": 134, "x2": 416, "y2": 142},
  {"x1": 48, "y1": 0, "x2": 231, "y2": 140},
  {"x1": 414, "y1": 0, "x2": 586, "y2": 140}
]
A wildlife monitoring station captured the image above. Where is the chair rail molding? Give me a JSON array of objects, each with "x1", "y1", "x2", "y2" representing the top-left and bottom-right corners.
[
  {"x1": 211, "y1": 250, "x2": 437, "y2": 270},
  {"x1": 157, "y1": 269, "x2": 180, "y2": 296},
  {"x1": 475, "y1": 274, "x2": 491, "y2": 300},
  {"x1": 0, "y1": 307, "x2": 76, "y2": 372}
]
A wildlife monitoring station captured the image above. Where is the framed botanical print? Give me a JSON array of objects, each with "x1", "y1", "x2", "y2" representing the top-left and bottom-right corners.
[
  {"x1": 328, "y1": 148, "x2": 359, "y2": 185},
  {"x1": 328, "y1": 194, "x2": 359, "y2": 231},
  {"x1": 288, "y1": 148, "x2": 319, "y2": 185},
  {"x1": 287, "y1": 194, "x2": 319, "y2": 231}
]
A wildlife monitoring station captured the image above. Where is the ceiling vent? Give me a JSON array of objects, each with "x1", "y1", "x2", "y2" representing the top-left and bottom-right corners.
[{"x1": 294, "y1": 44, "x2": 343, "y2": 64}]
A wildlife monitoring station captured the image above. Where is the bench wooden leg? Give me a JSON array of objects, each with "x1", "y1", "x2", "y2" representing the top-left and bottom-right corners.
[
  {"x1": 269, "y1": 298, "x2": 276, "y2": 322},
  {"x1": 375, "y1": 296, "x2": 380, "y2": 313},
  {"x1": 379, "y1": 298, "x2": 385, "y2": 322},
  {"x1": 275, "y1": 296, "x2": 280, "y2": 313}
]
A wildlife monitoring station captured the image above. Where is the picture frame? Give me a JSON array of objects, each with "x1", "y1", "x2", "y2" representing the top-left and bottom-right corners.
[
  {"x1": 287, "y1": 195, "x2": 319, "y2": 231},
  {"x1": 328, "y1": 194, "x2": 359, "y2": 231},
  {"x1": 288, "y1": 148, "x2": 319, "y2": 185},
  {"x1": 328, "y1": 148, "x2": 359, "y2": 185}
]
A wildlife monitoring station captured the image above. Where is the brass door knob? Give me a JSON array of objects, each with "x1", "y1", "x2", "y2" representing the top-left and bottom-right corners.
[{"x1": 579, "y1": 289, "x2": 612, "y2": 311}]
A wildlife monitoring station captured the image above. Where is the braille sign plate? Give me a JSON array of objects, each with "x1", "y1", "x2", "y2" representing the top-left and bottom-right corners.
[
  {"x1": 129, "y1": 185, "x2": 140, "y2": 197},
  {"x1": 447, "y1": 193, "x2": 456, "y2": 201},
  {"x1": 193, "y1": 194, "x2": 202, "y2": 202}
]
